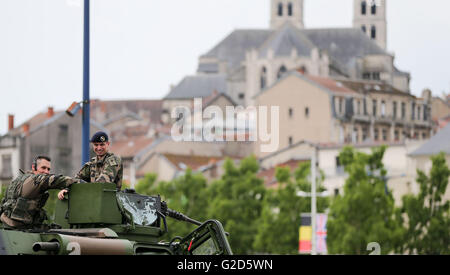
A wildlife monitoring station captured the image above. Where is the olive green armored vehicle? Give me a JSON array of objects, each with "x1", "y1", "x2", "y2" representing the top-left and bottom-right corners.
[{"x1": 0, "y1": 182, "x2": 232, "y2": 255}]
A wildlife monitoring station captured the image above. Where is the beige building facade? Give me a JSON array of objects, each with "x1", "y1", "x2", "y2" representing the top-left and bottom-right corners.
[{"x1": 254, "y1": 71, "x2": 432, "y2": 158}]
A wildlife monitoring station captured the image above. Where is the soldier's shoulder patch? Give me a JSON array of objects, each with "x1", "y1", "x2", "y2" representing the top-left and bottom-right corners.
[{"x1": 108, "y1": 157, "x2": 118, "y2": 166}]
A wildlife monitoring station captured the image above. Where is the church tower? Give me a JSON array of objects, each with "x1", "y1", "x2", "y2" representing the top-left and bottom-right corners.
[
  {"x1": 353, "y1": 0, "x2": 387, "y2": 49},
  {"x1": 270, "y1": 0, "x2": 304, "y2": 29}
]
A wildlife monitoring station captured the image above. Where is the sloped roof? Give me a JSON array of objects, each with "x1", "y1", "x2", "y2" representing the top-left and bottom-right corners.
[
  {"x1": 110, "y1": 136, "x2": 154, "y2": 159},
  {"x1": 257, "y1": 158, "x2": 309, "y2": 188},
  {"x1": 199, "y1": 29, "x2": 272, "y2": 72},
  {"x1": 8, "y1": 111, "x2": 63, "y2": 136},
  {"x1": 306, "y1": 75, "x2": 359, "y2": 96},
  {"x1": 259, "y1": 23, "x2": 315, "y2": 58},
  {"x1": 334, "y1": 78, "x2": 412, "y2": 97},
  {"x1": 101, "y1": 111, "x2": 142, "y2": 127},
  {"x1": 255, "y1": 71, "x2": 359, "y2": 99},
  {"x1": 164, "y1": 74, "x2": 227, "y2": 99},
  {"x1": 91, "y1": 99, "x2": 163, "y2": 124},
  {"x1": 410, "y1": 124, "x2": 450, "y2": 156},
  {"x1": 198, "y1": 27, "x2": 391, "y2": 76},
  {"x1": 303, "y1": 28, "x2": 389, "y2": 66}
]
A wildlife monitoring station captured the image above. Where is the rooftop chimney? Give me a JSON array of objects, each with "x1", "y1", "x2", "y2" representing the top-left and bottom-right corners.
[
  {"x1": 23, "y1": 123, "x2": 30, "y2": 136},
  {"x1": 47, "y1": 107, "x2": 54, "y2": 118},
  {"x1": 8, "y1": 114, "x2": 14, "y2": 131}
]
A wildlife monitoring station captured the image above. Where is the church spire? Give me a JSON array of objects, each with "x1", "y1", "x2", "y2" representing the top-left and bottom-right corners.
[{"x1": 270, "y1": 0, "x2": 304, "y2": 29}]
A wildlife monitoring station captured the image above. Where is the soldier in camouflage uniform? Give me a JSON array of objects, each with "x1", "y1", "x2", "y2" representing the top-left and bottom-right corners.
[
  {"x1": 58, "y1": 132, "x2": 123, "y2": 201},
  {"x1": 0, "y1": 156, "x2": 84, "y2": 230}
]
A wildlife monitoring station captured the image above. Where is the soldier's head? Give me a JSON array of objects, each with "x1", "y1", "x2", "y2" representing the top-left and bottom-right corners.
[
  {"x1": 90, "y1": 131, "x2": 110, "y2": 157},
  {"x1": 32, "y1": 156, "x2": 51, "y2": 175}
]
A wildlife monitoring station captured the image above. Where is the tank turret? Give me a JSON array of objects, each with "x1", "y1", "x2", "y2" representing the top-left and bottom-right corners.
[{"x1": 0, "y1": 182, "x2": 232, "y2": 255}]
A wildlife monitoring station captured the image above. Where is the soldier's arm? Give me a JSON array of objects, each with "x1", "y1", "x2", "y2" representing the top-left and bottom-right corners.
[
  {"x1": 75, "y1": 163, "x2": 91, "y2": 182},
  {"x1": 32, "y1": 174, "x2": 82, "y2": 192}
]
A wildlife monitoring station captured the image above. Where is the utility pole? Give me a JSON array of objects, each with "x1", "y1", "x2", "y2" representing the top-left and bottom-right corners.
[
  {"x1": 311, "y1": 147, "x2": 317, "y2": 255},
  {"x1": 82, "y1": 0, "x2": 90, "y2": 165}
]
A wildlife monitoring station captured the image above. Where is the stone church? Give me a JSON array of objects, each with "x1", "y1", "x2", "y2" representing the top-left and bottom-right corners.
[{"x1": 163, "y1": 0, "x2": 411, "y2": 108}]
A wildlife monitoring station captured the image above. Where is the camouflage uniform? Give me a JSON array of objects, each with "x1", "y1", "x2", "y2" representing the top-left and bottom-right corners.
[
  {"x1": 75, "y1": 152, "x2": 123, "y2": 191},
  {"x1": 0, "y1": 171, "x2": 82, "y2": 229}
]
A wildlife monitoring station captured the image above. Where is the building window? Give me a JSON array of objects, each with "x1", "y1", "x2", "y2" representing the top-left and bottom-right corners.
[
  {"x1": 289, "y1": 108, "x2": 294, "y2": 118},
  {"x1": 372, "y1": 72, "x2": 380, "y2": 80},
  {"x1": 357, "y1": 100, "x2": 361, "y2": 115},
  {"x1": 354, "y1": 127, "x2": 359, "y2": 143},
  {"x1": 422, "y1": 132, "x2": 427, "y2": 140},
  {"x1": 374, "y1": 128, "x2": 379, "y2": 141},
  {"x1": 417, "y1": 106, "x2": 421, "y2": 120},
  {"x1": 334, "y1": 188, "x2": 340, "y2": 196},
  {"x1": 364, "y1": 98, "x2": 368, "y2": 115},
  {"x1": 371, "y1": 2, "x2": 377, "y2": 14},
  {"x1": 1, "y1": 154, "x2": 12, "y2": 178},
  {"x1": 401, "y1": 102, "x2": 406, "y2": 119},
  {"x1": 289, "y1": 136, "x2": 293, "y2": 146},
  {"x1": 394, "y1": 130, "x2": 399, "y2": 141},
  {"x1": 393, "y1": 102, "x2": 397, "y2": 119},
  {"x1": 336, "y1": 157, "x2": 344, "y2": 175},
  {"x1": 58, "y1": 124, "x2": 69, "y2": 144},
  {"x1": 371, "y1": 26, "x2": 376, "y2": 39},
  {"x1": 411, "y1": 102, "x2": 416, "y2": 120},
  {"x1": 277, "y1": 65, "x2": 287, "y2": 79},
  {"x1": 382, "y1": 129, "x2": 388, "y2": 141},
  {"x1": 363, "y1": 72, "x2": 371, "y2": 79},
  {"x1": 339, "y1": 98, "x2": 344, "y2": 114},
  {"x1": 361, "y1": 25, "x2": 367, "y2": 33},
  {"x1": 361, "y1": 1, "x2": 367, "y2": 15},
  {"x1": 260, "y1": 67, "x2": 267, "y2": 89},
  {"x1": 300, "y1": 66, "x2": 308, "y2": 74},
  {"x1": 288, "y1": 2, "x2": 293, "y2": 16},
  {"x1": 381, "y1": 101, "x2": 386, "y2": 117},
  {"x1": 372, "y1": 99, "x2": 377, "y2": 116},
  {"x1": 362, "y1": 127, "x2": 368, "y2": 141},
  {"x1": 423, "y1": 105, "x2": 428, "y2": 121},
  {"x1": 305, "y1": 107, "x2": 310, "y2": 118},
  {"x1": 278, "y1": 3, "x2": 283, "y2": 16}
]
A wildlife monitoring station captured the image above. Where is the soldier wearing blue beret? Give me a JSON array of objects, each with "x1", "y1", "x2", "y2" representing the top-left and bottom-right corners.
[{"x1": 57, "y1": 132, "x2": 123, "y2": 199}]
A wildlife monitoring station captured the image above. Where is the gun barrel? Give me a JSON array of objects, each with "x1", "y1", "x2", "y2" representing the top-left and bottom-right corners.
[
  {"x1": 167, "y1": 209, "x2": 202, "y2": 226},
  {"x1": 32, "y1": 242, "x2": 60, "y2": 252}
]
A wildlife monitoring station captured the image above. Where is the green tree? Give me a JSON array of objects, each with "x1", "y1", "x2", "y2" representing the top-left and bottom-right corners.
[
  {"x1": 207, "y1": 156, "x2": 266, "y2": 254},
  {"x1": 135, "y1": 170, "x2": 209, "y2": 241},
  {"x1": 253, "y1": 162, "x2": 329, "y2": 254},
  {"x1": 327, "y1": 146, "x2": 403, "y2": 254},
  {"x1": 400, "y1": 152, "x2": 450, "y2": 254}
]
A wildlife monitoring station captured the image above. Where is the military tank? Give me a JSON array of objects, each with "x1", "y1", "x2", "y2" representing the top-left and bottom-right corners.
[{"x1": 0, "y1": 182, "x2": 232, "y2": 255}]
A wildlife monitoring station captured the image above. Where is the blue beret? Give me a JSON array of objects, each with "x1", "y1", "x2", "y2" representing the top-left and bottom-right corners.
[{"x1": 90, "y1": 131, "x2": 109, "y2": 143}]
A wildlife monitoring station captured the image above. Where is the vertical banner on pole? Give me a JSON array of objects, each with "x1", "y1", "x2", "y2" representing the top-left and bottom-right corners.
[
  {"x1": 316, "y1": 214, "x2": 328, "y2": 254},
  {"x1": 299, "y1": 213, "x2": 328, "y2": 254},
  {"x1": 299, "y1": 214, "x2": 312, "y2": 254}
]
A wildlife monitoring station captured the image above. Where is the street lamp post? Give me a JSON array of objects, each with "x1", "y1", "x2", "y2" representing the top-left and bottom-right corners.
[
  {"x1": 311, "y1": 148, "x2": 317, "y2": 255},
  {"x1": 296, "y1": 147, "x2": 328, "y2": 255},
  {"x1": 82, "y1": 0, "x2": 90, "y2": 165}
]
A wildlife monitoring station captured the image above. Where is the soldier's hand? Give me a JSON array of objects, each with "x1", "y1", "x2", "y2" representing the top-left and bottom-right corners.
[{"x1": 58, "y1": 189, "x2": 69, "y2": 201}]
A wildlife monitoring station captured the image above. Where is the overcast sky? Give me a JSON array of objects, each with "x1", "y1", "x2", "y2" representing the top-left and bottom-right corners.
[{"x1": 0, "y1": 0, "x2": 449, "y2": 135}]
